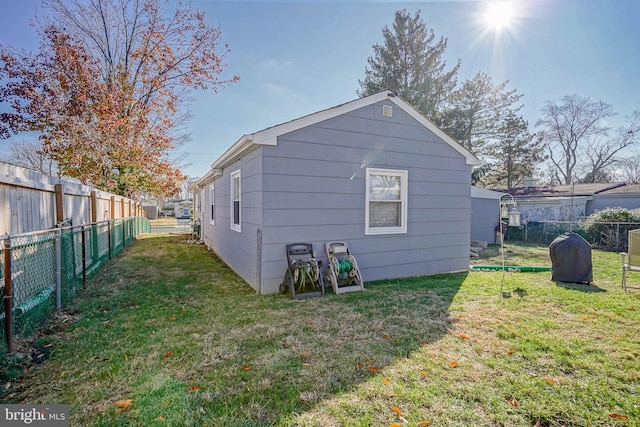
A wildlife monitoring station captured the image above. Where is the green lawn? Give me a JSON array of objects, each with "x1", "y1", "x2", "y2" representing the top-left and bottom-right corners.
[{"x1": 2, "y1": 236, "x2": 638, "y2": 426}]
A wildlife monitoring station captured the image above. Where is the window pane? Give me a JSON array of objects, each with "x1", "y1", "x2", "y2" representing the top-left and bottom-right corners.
[
  {"x1": 369, "y1": 201, "x2": 400, "y2": 227},
  {"x1": 233, "y1": 201, "x2": 240, "y2": 225},
  {"x1": 370, "y1": 174, "x2": 401, "y2": 201},
  {"x1": 233, "y1": 177, "x2": 240, "y2": 199}
]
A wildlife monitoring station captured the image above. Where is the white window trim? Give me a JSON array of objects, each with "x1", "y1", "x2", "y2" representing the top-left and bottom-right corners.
[
  {"x1": 230, "y1": 169, "x2": 241, "y2": 232},
  {"x1": 209, "y1": 183, "x2": 215, "y2": 225},
  {"x1": 365, "y1": 168, "x2": 408, "y2": 235}
]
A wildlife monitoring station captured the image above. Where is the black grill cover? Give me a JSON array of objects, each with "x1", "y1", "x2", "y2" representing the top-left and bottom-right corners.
[{"x1": 549, "y1": 232, "x2": 593, "y2": 283}]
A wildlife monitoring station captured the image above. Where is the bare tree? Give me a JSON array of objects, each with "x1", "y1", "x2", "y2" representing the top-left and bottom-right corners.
[
  {"x1": 536, "y1": 95, "x2": 637, "y2": 184},
  {"x1": 0, "y1": 139, "x2": 58, "y2": 176},
  {"x1": 580, "y1": 111, "x2": 640, "y2": 182},
  {"x1": 616, "y1": 149, "x2": 640, "y2": 184}
]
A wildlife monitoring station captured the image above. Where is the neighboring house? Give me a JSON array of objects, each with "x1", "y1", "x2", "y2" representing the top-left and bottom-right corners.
[
  {"x1": 586, "y1": 184, "x2": 640, "y2": 215},
  {"x1": 174, "y1": 200, "x2": 193, "y2": 219},
  {"x1": 193, "y1": 91, "x2": 479, "y2": 294},
  {"x1": 502, "y1": 183, "x2": 625, "y2": 221},
  {"x1": 470, "y1": 186, "x2": 504, "y2": 243}
]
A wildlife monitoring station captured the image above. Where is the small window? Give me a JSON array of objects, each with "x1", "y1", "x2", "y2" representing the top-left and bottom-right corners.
[
  {"x1": 365, "y1": 168, "x2": 408, "y2": 235},
  {"x1": 209, "y1": 183, "x2": 215, "y2": 225},
  {"x1": 231, "y1": 170, "x2": 241, "y2": 232}
]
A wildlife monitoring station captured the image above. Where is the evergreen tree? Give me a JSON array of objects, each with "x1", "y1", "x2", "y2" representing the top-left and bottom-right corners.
[
  {"x1": 482, "y1": 112, "x2": 546, "y2": 188},
  {"x1": 436, "y1": 72, "x2": 523, "y2": 155},
  {"x1": 357, "y1": 9, "x2": 459, "y2": 120}
]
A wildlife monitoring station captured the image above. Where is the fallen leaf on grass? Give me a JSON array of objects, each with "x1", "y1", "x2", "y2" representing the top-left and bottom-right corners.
[
  {"x1": 507, "y1": 349, "x2": 515, "y2": 355},
  {"x1": 543, "y1": 377, "x2": 557, "y2": 384},
  {"x1": 417, "y1": 421, "x2": 431, "y2": 426},
  {"x1": 188, "y1": 386, "x2": 201, "y2": 392},
  {"x1": 114, "y1": 399, "x2": 132, "y2": 414},
  {"x1": 392, "y1": 405, "x2": 402, "y2": 416},
  {"x1": 163, "y1": 351, "x2": 172, "y2": 359},
  {"x1": 368, "y1": 366, "x2": 380, "y2": 372},
  {"x1": 390, "y1": 424, "x2": 402, "y2": 427},
  {"x1": 459, "y1": 333, "x2": 469, "y2": 339},
  {"x1": 159, "y1": 416, "x2": 166, "y2": 422},
  {"x1": 302, "y1": 362, "x2": 311, "y2": 367},
  {"x1": 506, "y1": 398, "x2": 519, "y2": 407},
  {"x1": 192, "y1": 328, "x2": 201, "y2": 333},
  {"x1": 242, "y1": 365, "x2": 251, "y2": 371},
  {"x1": 170, "y1": 315, "x2": 176, "y2": 321},
  {"x1": 356, "y1": 362, "x2": 364, "y2": 369},
  {"x1": 609, "y1": 413, "x2": 628, "y2": 420},
  {"x1": 449, "y1": 361, "x2": 459, "y2": 368},
  {"x1": 382, "y1": 334, "x2": 391, "y2": 339},
  {"x1": 381, "y1": 379, "x2": 391, "y2": 385},
  {"x1": 420, "y1": 371, "x2": 428, "y2": 377},
  {"x1": 629, "y1": 307, "x2": 636, "y2": 311}
]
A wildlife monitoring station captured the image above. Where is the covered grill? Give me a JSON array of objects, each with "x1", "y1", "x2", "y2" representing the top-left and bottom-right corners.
[{"x1": 549, "y1": 232, "x2": 593, "y2": 284}]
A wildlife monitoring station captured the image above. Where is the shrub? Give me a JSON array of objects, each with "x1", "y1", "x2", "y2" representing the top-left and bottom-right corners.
[{"x1": 580, "y1": 207, "x2": 640, "y2": 250}]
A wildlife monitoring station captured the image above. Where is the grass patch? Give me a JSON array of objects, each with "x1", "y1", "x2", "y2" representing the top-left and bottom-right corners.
[{"x1": 3, "y1": 237, "x2": 639, "y2": 426}]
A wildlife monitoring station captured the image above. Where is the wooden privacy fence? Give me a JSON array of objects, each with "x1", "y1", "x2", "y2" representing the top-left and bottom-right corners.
[
  {"x1": 0, "y1": 161, "x2": 151, "y2": 352},
  {"x1": 0, "y1": 162, "x2": 144, "y2": 235},
  {"x1": 1, "y1": 217, "x2": 150, "y2": 353}
]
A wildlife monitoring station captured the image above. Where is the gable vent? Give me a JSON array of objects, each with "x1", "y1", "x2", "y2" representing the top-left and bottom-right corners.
[{"x1": 382, "y1": 105, "x2": 393, "y2": 117}]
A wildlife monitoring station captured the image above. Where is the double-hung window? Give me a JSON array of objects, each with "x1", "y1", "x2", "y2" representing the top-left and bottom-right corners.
[
  {"x1": 230, "y1": 170, "x2": 241, "y2": 232},
  {"x1": 365, "y1": 168, "x2": 408, "y2": 235}
]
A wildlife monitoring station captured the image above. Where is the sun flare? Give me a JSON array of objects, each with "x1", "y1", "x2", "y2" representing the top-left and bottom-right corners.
[{"x1": 483, "y1": 1, "x2": 516, "y2": 32}]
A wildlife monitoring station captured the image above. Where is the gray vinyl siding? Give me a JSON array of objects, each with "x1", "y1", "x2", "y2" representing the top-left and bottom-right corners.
[
  {"x1": 259, "y1": 101, "x2": 472, "y2": 294},
  {"x1": 471, "y1": 197, "x2": 500, "y2": 243},
  {"x1": 201, "y1": 148, "x2": 264, "y2": 292},
  {"x1": 587, "y1": 195, "x2": 640, "y2": 215}
]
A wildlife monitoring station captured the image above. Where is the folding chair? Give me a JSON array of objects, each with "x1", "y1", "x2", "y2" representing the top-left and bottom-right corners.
[{"x1": 621, "y1": 229, "x2": 640, "y2": 292}]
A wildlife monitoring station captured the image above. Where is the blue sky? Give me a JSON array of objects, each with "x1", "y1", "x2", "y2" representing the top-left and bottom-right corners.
[{"x1": 1, "y1": 0, "x2": 639, "y2": 179}]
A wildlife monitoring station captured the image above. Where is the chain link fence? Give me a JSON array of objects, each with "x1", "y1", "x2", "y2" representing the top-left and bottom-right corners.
[
  {"x1": 1, "y1": 217, "x2": 150, "y2": 351},
  {"x1": 504, "y1": 220, "x2": 640, "y2": 251}
]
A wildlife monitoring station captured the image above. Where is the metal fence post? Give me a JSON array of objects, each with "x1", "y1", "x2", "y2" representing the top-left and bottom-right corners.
[
  {"x1": 107, "y1": 220, "x2": 112, "y2": 260},
  {"x1": 121, "y1": 219, "x2": 126, "y2": 249},
  {"x1": 55, "y1": 228, "x2": 62, "y2": 311},
  {"x1": 3, "y1": 237, "x2": 13, "y2": 353},
  {"x1": 81, "y1": 225, "x2": 87, "y2": 285}
]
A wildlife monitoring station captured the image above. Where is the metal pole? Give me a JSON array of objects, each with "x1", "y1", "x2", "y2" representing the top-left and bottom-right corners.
[
  {"x1": 55, "y1": 229, "x2": 62, "y2": 311},
  {"x1": 107, "y1": 220, "x2": 112, "y2": 260},
  {"x1": 122, "y1": 219, "x2": 126, "y2": 249},
  {"x1": 81, "y1": 225, "x2": 87, "y2": 285},
  {"x1": 3, "y1": 237, "x2": 13, "y2": 353}
]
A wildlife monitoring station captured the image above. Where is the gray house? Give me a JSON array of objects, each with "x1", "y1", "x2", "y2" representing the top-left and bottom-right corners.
[
  {"x1": 471, "y1": 186, "x2": 503, "y2": 243},
  {"x1": 193, "y1": 91, "x2": 479, "y2": 294},
  {"x1": 503, "y1": 183, "x2": 627, "y2": 221},
  {"x1": 586, "y1": 184, "x2": 640, "y2": 215}
]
